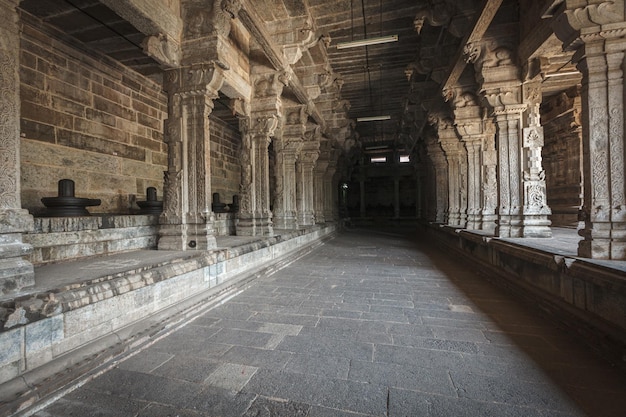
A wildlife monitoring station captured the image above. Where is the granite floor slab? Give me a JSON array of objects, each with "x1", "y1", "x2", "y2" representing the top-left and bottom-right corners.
[{"x1": 30, "y1": 228, "x2": 626, "y2": 417}]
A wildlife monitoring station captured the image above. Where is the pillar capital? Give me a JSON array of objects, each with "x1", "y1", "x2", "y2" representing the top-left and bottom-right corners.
[{"x1": 547, "y1": 0, "x2": 626, "y2": 51}]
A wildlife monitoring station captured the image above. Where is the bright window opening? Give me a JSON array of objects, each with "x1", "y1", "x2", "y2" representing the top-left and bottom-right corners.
[
  {"x1": 400, "y1": 155, "x2": 410, "y2": 163},
  {"x1": 370, "y1": 156, "x2": 387, "y2": 163}
]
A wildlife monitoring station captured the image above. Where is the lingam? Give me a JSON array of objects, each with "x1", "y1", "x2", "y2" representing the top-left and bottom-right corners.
[
  {"x1": 212, "y1": 192, "x2": 228, "y2": 213},
  {"x1": 136, "y1": 187, "x2": 163, "y2": 214},
  {"x1": 41, "y1": 179, "x2": 101, "y2": 217}
]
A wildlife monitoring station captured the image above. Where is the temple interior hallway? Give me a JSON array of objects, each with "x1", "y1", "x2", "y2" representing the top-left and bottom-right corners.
[{"x1": 31, "y1": 229, "x2": 626, "y2": 417}]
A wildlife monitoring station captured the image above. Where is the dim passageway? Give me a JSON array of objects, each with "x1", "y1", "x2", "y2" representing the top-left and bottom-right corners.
[{"x1": 32, "y1": 229, "x2": 626, "y2": 417}]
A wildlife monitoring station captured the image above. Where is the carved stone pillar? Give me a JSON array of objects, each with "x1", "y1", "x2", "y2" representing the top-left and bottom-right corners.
[
  {"x1": 237, "y1": 115, "x2": 278, "y2": 236},
  {"x1": 238, "y1": 70, "x2": 289, "y2": 236},
  {"x1": 314, "y1": 158, "x2": 329, "y2": 224},
  {"x1": 273, "y1": 106, "x2": 305, "y2": 230},
  {"x1": 323, "y1": 162, "x2": 338, "y2": 222},
  {"x1": 481, "y1": 119, "x2": 498, "y2": 234},
  {"x1": 359, "y1": 177, "x2": 367, "y2": 218},
  {"x1": 426, "y1": 135, "x2": 448, "y2": 223},
  {"x1": 470, "y1": 39, "x2": 552, "y2": 237},
  {"x1": 393, "y1": 177, "x2": 401, "y2": 219},
  {"x1": 159, "y1": 63, "x2": 225, "y2": 250},
  {"x1": 521, "y1": 79, "x2": 552, "y2": 237},
  {"x1": 296, "y1": 138, "x2": 320, "y2": 227},
  {"x1": 451, "y1": 90, "x2": 493, "y2": 231},
  {"x1": 431, "y1": 114, "x2": 466, "y2": 227},
  {"x1": 0, "y1": 0, "x2": 35, "y2": 295},
  {"x1": 549, "y1": 0, "x2": 626, "y2": 258}
]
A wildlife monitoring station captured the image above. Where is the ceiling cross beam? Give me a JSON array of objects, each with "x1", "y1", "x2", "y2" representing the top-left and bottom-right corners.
[{"x1": 440, "y1": 0, "x2": 504, "y2": 94}]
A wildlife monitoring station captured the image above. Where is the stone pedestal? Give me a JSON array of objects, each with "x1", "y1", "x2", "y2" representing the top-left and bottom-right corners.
[{"x1": 0, "y1": 0, "x2": 35, "y2": 295}]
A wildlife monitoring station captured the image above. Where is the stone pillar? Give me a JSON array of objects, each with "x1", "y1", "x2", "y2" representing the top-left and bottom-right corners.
[
  {"x1": 521, "y1": 79, "x2": 552, "y2": 237},
  {"x1": 237, "y1": 115, "x2": 278, "y2": 236},
  {"x1": 296, "y1": 138, "x2": 320, "y2": 227},
  {"x1": 393, "y1": 177, "x2": 401, "y2": 218},
  {"x1": 450, "y1": 90, "x2": 494, "y2": 231},
  {"x1": 359, "y1": 177, "x2": 367, "y2": 218},
  {"x1": 159, "y1": 64, "x2": 224, "y2": 250},
  {"x1": 470, "y1": 39, "x2": 552, "y2": 237},
  {"x1": 426, "y1": 135, "x2": 448, "y2": 223},
  {"x1": 0, "y1": 0, "x2": 35, "y2": 295},
  {"x1": 549, "y1": 0, "x2": 626, "y2": 258},
  {"x1": 273, "y1": 106, "x2": 305, "y2": 230},
  {"x1": 323, "y1": 162, "x2": 338, "y2": 222},
  {"x1": 481, "y1": 119, "x2": 498, "y2": 234},
  {"x1": 314, "y1": 158, "x2": 329, "y2": 224},
  {"x1": 238, "y1": 71, "x2": 289, "y2": 236},
  {"x1": 430, "y1": 114, "x2": 466, "y2": 227},
  {"x1": 273, "y1": 142, "x2": 300, "y2": 230}
]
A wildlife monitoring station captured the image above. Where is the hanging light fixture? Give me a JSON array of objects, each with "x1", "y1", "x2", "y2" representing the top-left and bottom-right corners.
[{"x1": 336, "y1": 34, "x2": 398, "y2": 49}]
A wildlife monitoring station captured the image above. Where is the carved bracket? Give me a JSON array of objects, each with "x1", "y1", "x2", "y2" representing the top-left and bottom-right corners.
[{"x1": 142, "y1": 34, "x2": 181, "y2": 68}]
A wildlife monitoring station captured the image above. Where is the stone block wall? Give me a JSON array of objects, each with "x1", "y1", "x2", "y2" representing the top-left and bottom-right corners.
[
  {"x1": 541, "y1": 86, "x2": 583, "y2": 228},
  {"x1": 19, "y1": 13, "x2": 168, "y2": 215},
  {"x1": 210, "y1": 117, "x2": 242, "y2": 208}
]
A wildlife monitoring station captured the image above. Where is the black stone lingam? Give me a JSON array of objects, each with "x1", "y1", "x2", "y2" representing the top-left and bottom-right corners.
[
  {"x1": 212, "y1": 192, "x2": 228, "y2": 213},
  {"x1": 41, "y1": 179, "x2": 101, "y2": 217},
  {"x1": 230, "y1": 194, "x2": 239, "y2": 213},
  {"x1": 136, "y1": 187, "x2": 163, "y2": 214}
]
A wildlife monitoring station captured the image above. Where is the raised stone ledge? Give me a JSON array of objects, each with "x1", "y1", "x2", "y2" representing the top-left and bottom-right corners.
[
  {"x1": 24, "y1": 214, "x2": 159, "y2": 265},
  {"x1": 427, "y1": 223, "x2": 626, "y2": 371},
  {"x1": 0, "y1": 224, "x2": 336, "y2": 415}
]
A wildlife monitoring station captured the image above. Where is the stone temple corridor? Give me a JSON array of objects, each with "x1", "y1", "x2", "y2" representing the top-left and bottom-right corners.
[{"x1": 26, "y1": 229, "x2": 626, "y2": 417}]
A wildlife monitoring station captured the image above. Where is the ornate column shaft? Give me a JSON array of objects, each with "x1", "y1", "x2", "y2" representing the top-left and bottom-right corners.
[
  {"x1": 323, "y1": 162, "x2": 338, "y2": 222},
  {"x1": 450, "y1": 90, "x2": 485, "y2": 231},
  {"x1": 430, "y1": 114, "x2": 466, "y2": 227},
  {"x1": 549, "y1": 0, "x2": 626, "y2": 258},
  {"x1": 238, "y1": 70, "x2": 289, "y2": 236},
  {"x1": 393, "y1": 176, "x2": 401, "y2": 219},
  {"x1": 521, "y1": 79, "x2": 552, "y2": 237},
  {"x1": 481, "y1": 120, "x2": 498, "y2": 234},
  {"x1": 296, "y1": 138, "x2": 320, "y2": 227},
  {"x1": 237, "y1": 115, "x2": 278, "y2": 236},
  {"x1": 273, "y1": 106, "x2": 305, "y2": 230},
  {"x1": 0, "y1": 0, "x2": 35, "y2": 295},
  {"x1": 471, "y1": 42, "x2": 526, "y2": 237},
  {"x1": 426, "y1": 136, "x2": 448, "y2": 223},
  {"x1": 314, "y1": 158, "x2": 329, "y2": 224},
  {"x1": 159, "y1": 64, "x2": 224, "y2": 250}
]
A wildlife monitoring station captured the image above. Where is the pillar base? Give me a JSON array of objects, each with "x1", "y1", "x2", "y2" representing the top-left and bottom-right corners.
[
  {"x1": 578, "y1": 221, "x2": 626, "y2": 259},
  {"x1": 236, "y1": 214, "x2": 274, "y2": 236},
  {"x1": 522, "y1": 216, "x2": 552, "y2": 238},
  {"x1": 158, "y1": 224, "x2": 217, "y2": 250},
  {"x1": 273, "y1": 213, "x2": 298, "y2": 230}
]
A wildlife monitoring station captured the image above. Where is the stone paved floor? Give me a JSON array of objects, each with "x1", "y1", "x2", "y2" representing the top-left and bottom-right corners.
[{"x1": 32, "y1": 228, "x2": 626, "y2": 417}]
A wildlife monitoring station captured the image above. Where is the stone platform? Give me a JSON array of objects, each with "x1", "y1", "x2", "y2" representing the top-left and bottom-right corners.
[{"x1": 0, "y1": 224, "x2": 336, "y2": 416}]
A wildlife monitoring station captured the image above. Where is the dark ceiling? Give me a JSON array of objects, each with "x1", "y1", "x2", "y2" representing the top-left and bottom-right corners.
[{"x1": 18, "y1": 0, "x2": 580, "y2": 152}]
